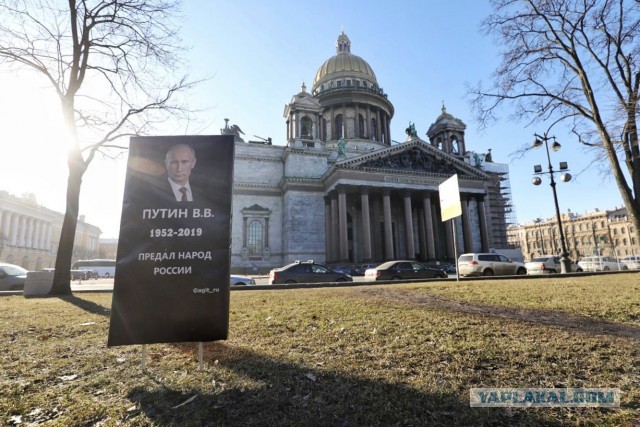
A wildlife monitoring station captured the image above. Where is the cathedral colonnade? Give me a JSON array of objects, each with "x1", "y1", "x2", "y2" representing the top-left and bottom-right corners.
[
  {"x1": 324, "y1": 185, "x2": 490, "y2": 264},
  {"x1": 286, "y1": 101, "x2": 392, "y2": 144},
  {"x1": 0, "y1": 208, "x2": 54, "y2": 252}
]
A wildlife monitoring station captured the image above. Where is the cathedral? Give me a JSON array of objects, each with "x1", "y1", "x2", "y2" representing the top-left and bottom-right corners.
[{"x1": 227, "y1": 31, "x2": 514, "y2": 274}]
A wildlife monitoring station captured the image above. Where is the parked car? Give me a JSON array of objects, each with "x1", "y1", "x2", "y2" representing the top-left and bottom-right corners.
[
  {"x1": 230, "y1": 275, "x2": 256, "y2": 286},
  {"x1": 268, "y1": 260, "x2": 353, "y2": 284},
  {"x1": 332, "y1": 266, "x2": 354, "y2": 276},
  {"x1": 0, "y1": 263, "x2": 28, "y2": 291},
  {"x1": 364, "y1": 260, "x2": 447, "y2": 281},
  {"x1": 578, "y1": 256, "x2": 627, "y2": 272},
  {"x1": 458, "y1": 253, "x2": 527, "y2": 277},
  {"x1": 525, "y1": 255, "x2": 583, "y2": 275},
  {"x1": 438, "y1": 263, "x2": 457, "y2": 275},
  {"x1": 621, "y1": 256, "x2": 640, "y2": 270}
]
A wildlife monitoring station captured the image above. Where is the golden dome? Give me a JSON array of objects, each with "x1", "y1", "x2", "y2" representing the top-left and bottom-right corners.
[{"x1": 312, "y1": 31, "x2": 378, "y2": 91}]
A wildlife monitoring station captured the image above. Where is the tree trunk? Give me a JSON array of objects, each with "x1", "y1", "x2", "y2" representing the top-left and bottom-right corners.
[{"x1": 49, "y1": 150, "x2": 84, "y2": 295}]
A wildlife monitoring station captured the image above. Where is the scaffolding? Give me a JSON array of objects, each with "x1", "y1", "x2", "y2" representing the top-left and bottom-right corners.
[{"x1": 481, "y1": 162, "x2": 518, "y2": 248}]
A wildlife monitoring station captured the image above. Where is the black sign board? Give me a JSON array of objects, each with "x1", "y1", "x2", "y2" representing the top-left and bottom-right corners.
[{"x1": 108, "y1": 135, "x2": 234, "y2": 346}]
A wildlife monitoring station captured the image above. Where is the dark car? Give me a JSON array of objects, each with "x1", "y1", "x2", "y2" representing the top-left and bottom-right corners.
[
  {"x1": 0, "y1": 263, "x2": 28, "y2": 291},
  {"x1": 363, "y1": 260, "x2": 447, "y2": 281},
  {"x1": 332, "y1": 266, "x2": 353, "y2": 276},
  {"x1": 268, "y1": 260, "x2": 353, "y2": 284}
]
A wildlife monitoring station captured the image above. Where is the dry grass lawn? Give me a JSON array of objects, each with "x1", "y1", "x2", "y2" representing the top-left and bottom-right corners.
[{"x1": 1, "y1": 273, "x2": 639, "y2": 426}]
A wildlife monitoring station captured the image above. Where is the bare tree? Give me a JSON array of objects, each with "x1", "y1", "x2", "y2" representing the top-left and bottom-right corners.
[
  {"x1": 469, "y1": 0, "x2": 640, "y2": 236},
  {"x1": 0, "y1": 0, "x2": 199, "y2": 294}
]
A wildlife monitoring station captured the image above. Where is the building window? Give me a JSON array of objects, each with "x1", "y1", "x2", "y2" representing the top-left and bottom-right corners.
[
  {"x1": 300, "y1": 116, "x2": 312, "y2": 139},
  {"x1": 358, "y1": 114, "x2": 365, "y2": 138},
  {"x1": 241, "y1": 205, "x2": 271, "y2": 260},
  {"x1": 335, "y1": 114, "x2": 343, "y2": 139},
  {"x1": 248, "y1": 220, "x2": 263, "y2": 255},
  {"x1": 370, "y1": 117, "x2": 377, "y2": 141},
  {"x1": 451, "y1": 136, "x2": 459, "y2": 154}
]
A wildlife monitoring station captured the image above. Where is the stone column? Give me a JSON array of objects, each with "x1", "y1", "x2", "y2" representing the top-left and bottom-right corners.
[
  {"x1": 444, "y1": 220, "x2": 455, "y2": 260},
  {"x1": 366, "y1": 107, "x2": 372, "y2": 139},
  {"x1": 0, "y1": 210, "x2": 9, "y2": 241},
  {"x1": 354, "y1": 104, "x2": 360, "y2": 138},
  {"x1": 331, "y1": 195, "x2": 339, "y2": 261},
  {"x1": 383, "y1": 189, "x2": 394, "y2": 260},
  {"x1": 338, "y1": 187, "x2": 349, "y2": 262},
  {"x1": 422, "y1": 193, "x2": 436, "y2": 260},
  {"x1": 403, "y1": 191, "x2": 415, "y2": 259},
  {"x1": 330, "y1": 107, "x2": 335, "y2": 140},
  {"x1": 324, "y1": 199, "x2": 332, "y2": 261},
  {"x1": 17, "y1": 215, "x2": 26, "y2": 246},
  {"x1": 9, "y1": 213, "x2": 19, "y2": 246},
  {"x1": 461, "y1": 197, "x2": 473, "y2": 253},
  {"x1": 26, "y1": 217, "x2": 34, "y2": 248},
  {"x1": 372, "y1": 197, "x2": 382, "y2": 260},
  {"x1": 360, "y1": 188, "x2": 372, "y2": 261},
  {"x1": 36, "y1": 220, "x2": 45, "y2": 250},
  {"x1": 418, "y1": 207, "x2": 427, "y2": 261},
  {"x1": 376, "y1": 110, "x2": 382, "y2": 142},
  {"x1": 477, "y1": 197, "x2": 490, "y2": 252},
  {"x1": 341, "y1": 104, "x2": 347, "y2": 139}
]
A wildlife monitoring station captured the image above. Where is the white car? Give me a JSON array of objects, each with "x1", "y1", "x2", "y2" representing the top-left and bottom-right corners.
[
  {"x1": 458, "y1": 253, "x2": 527, "y2": 277},
  {"x1": 525, "y1": 255, "x2": 583, "y2": 274},
  {"x1": 230, "y1": 275, "x2": 256, "y2": 286},
  {"x1": 621, "y1": 256, "x2": 640, "y2": 270},
  {"x1": 577, "y1": 256, "x2": 627, "y2": 272}
]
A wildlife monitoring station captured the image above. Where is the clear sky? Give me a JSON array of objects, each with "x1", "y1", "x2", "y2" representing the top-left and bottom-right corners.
[{"x1": 0, "y1": 0, "x2": 623, "y2": 238}]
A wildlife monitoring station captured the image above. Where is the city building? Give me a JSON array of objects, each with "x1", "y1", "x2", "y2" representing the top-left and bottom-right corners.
[
  {"x1": 98, "y1": 238, "x2": 118, "y2": 260},
  {"x1": 0, "y1": 191, "x2": 101, "y2": 270},
  {"x1": 507, "y1": 207, "x2": 639, "y2": 261},
  {"x1": 228, "y1": 31, "x2": 516, "y2": 274}
]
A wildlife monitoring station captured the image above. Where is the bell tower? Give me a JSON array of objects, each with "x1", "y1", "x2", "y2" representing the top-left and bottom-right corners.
[{"x1": 426, "y1": 104, "x2": 467, "y2": 156}]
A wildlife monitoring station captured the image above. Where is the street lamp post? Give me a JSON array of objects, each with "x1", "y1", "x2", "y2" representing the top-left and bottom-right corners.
[{"x1": 531, "y1": 132, "x2": 572, "y2": 273}]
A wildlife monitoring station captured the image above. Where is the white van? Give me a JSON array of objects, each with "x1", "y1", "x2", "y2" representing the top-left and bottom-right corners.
[
  {"x1": 621, "y1": 256, "x2": 640, "y2": 270},
  {"x1": 577, "y1": 256, "x2": 626, "y2": 272}
]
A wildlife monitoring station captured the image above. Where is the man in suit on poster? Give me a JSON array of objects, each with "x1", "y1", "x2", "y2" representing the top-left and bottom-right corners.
[{"x1": 165, "y1": 143, "x2": 197, "y2": 202}]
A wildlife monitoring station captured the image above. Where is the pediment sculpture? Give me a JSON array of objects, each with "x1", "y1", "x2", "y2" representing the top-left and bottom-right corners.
[{"x1": 361, "y1": 147, "x2": 462, "y2": 175}]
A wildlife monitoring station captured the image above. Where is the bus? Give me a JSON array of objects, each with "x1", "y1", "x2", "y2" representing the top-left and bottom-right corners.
[{"x1": 72, "y1": 259, "x2": 116, "y2": 278}]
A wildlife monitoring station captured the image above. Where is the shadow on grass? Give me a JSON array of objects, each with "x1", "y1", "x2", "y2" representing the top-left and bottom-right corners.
[
  {"x1": 126, "y1": 343, "x2": 560, "y2": 427},
  {"x1": 59, "y1": 294, "x2": 111, "y2": 317},
  {"x1": 360, "y1": 289, "x2": 640, "y2": 341}
]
